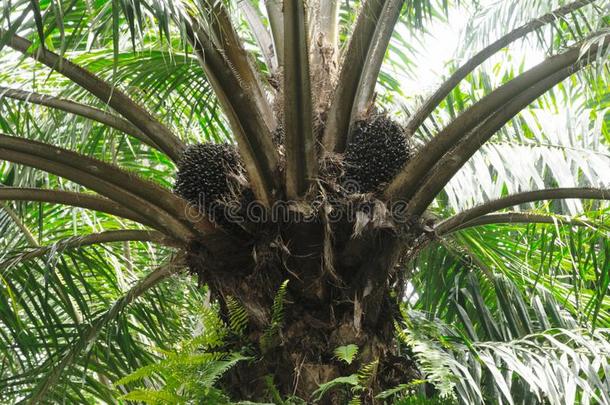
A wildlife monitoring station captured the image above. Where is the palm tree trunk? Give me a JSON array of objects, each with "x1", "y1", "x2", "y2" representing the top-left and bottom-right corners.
[{"x1": 188, "y1": 220, "x2": 419, "y2": 403}]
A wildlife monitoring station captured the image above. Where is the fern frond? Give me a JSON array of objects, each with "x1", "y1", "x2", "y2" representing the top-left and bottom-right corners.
[
  {"x1": 334, "y1": 344, "x2": 359, "y2": 365},
  {"x1": 312, "y1": 374, "x2": 359, "y2": 402},
  {"x1": 347, "y1": 397, "x2": 362, "y2": 405},
  {"x1": 375, "y1": 380, "x2": 426, "y2": 400},
  {"x1": 115, "y1": 304, "x2": 249, "y2": 403},
  {"x1": 261, "y1": 280, "x2": 290, "y2": 351},
  {"x1": 115, "y1": 363, "x2": 161, "y2": 386},
  {"x1": 120, "y1": 389, "x2": 184, "y2": 404},
  {"x1": 197, "y1": 352, "x2": 250, "y2": 386},
  {"x1": 194, "y1": 305, "x2": 229, "y2": 349},
  {"x1": 357, "y1": 360, "x2": 379, "y2": 387},
  {"x1": 226, "y1": 296, "x2": 249, "y2": 337},
  {"x1": 395, "y1": 319, "x2": 463, "y2": 401},
  {"x1": 270, "y1": 280, "x2": 290, "y2": 327}
]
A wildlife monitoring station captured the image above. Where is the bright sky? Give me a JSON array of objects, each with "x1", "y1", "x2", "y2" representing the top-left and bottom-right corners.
[
  {"x1": 394, "y1": 1, "x2": 546, "y2": 97},
  {"x1": 398, "y1": 8, "x2": 469, "y2": 95}
]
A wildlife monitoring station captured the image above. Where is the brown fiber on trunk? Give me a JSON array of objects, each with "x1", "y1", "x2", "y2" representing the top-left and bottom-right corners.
[{"x1": 186, "y1": 209, "x2": 423, "y2": 403}]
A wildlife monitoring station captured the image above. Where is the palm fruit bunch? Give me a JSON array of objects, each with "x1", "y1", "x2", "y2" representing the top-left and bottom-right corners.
[
  {"x1": 174, "y1": 143, "x2": 243, "y2": 224},
  {"x1": 343, "y1": 116, "x2": 410, "y2": 193}
]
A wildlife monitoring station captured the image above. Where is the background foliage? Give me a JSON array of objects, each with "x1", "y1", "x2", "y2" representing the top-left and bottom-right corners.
[{"x1": 0, "y1": 0, "x2": 609, "y2": 403}]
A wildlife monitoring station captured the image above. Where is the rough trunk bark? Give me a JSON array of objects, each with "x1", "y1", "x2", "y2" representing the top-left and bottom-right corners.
[{"x1": 188, "y1": 218, "x2": 421, "y2": 403}]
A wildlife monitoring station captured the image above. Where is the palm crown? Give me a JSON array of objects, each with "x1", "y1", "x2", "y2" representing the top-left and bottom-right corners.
[{"x1": 1, "y1": 0, "x2": 610, "y2": 403}]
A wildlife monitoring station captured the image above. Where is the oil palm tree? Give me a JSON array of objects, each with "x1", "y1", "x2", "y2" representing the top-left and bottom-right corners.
[{"x1": 0, "y1": 0, "x2": 609, "y2": 403}]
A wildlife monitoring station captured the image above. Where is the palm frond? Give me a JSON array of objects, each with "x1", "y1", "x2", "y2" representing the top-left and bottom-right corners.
[
  {"x1": 323, "y1": 0, "x2": 390, "y2": 153},
  {"x1": 405, "y1": 0, "x2": 600, "y2": 136},
  {"x1": 2, "y1": 32, "x2": 185, "y2": 161},
  {"x1": 387, "y1": 33, "x2": 610, "y2": 205},
  {"x1": 283, "y1": 0, "x2": 316, "y2": 199},
  {"x1": 399, "y1": 310, "x2": 610, "y2": 404}
]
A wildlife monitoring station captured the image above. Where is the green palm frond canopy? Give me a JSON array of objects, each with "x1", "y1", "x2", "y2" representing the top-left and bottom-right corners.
[{"x1": 1, "y1": 0, "x2": 610, "y2": 403}]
